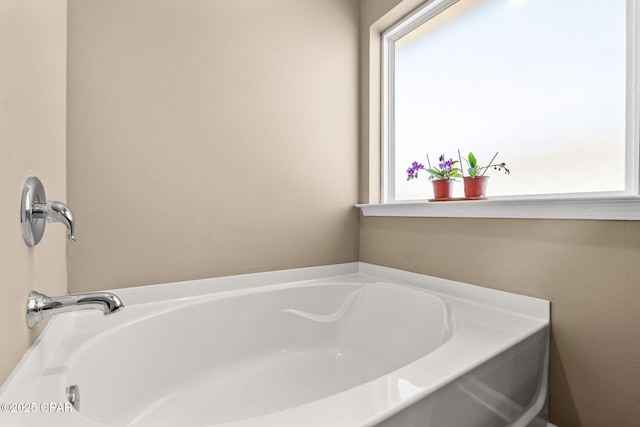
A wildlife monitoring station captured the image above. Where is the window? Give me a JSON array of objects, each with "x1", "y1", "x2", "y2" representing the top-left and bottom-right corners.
[{"x1": 380, "y1": 0, "x2": 638, "y2": 208}]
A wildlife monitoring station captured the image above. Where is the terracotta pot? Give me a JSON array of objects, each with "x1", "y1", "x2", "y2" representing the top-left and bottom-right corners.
[
  {"x1": 432, "y1": 179, "x2": 454, "y2": 199},
  {"x1": 463, "y1": 176, "x2": 489, "y2": 198}
]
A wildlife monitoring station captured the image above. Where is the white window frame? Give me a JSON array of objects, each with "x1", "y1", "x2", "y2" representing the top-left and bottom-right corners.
[{"x1": 358, "y1": 0, "x2": 640, "y2": 220}]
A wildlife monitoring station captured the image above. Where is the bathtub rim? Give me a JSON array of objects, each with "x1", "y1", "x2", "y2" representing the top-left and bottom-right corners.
[{"x1": 99, "y1": 262, "x2": 548, "y2": 322}]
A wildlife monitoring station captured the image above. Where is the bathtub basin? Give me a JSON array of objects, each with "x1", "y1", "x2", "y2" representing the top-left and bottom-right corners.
[{"x1": 0, "y1": 262, "x2": 549, "y2": 427}]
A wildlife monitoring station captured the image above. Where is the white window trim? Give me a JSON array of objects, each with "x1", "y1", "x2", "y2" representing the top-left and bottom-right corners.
[
  {"x1": 357, "y1": 195, "x2": 640, "y2": 220},
  {"x1": 366, "y1": 0, "x2": 640, "y2": 221}
]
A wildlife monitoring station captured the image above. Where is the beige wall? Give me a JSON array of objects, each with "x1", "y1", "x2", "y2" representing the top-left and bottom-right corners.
[
  {"x1": 360, "y1": 218, "x2": 640, "y2": 426},
  {"x1": 360, "y1": 1, "x2": 640, "y2": 426},
  {"x1": 67, "y1": 0, "x2": 360, "y2": 292},
  {"x1": 0, "y1": 0, "x2": 68, "y2": 383}
]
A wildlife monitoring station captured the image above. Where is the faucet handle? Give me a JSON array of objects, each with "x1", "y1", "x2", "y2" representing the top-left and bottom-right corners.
[
  {"x1": 21, "y1": 176, "x2": 76, "y2": 246},
  {"x1": 46, "y1": 201, "x2": 76, "y2": 242}
]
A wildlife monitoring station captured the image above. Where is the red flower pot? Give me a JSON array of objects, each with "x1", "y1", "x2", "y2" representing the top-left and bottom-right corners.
[
  {"x1": 432, "y1": 179, "x2": 454, "y2": 199},
  {"x1": 463, "y1": 176, "x2": 489, "y2": 198}
]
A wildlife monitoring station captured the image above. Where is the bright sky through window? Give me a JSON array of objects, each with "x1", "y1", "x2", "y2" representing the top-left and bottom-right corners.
[{"x1": 392, "y1": 0, "x2": 626, "y2": 200}]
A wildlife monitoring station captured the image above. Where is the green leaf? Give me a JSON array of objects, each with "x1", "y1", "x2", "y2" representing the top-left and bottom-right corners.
[{"x1": 467, "y1": 152, "x2": 477, "y2": 168}]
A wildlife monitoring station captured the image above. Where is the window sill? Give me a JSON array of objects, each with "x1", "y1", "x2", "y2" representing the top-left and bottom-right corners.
[{"x1": 356, "y1": 196, "x2": 640, "y2": 221}]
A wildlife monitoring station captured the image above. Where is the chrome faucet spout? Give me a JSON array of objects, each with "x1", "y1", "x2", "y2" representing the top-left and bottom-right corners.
[{"x1": 27, "y1": 291, "x2": 124, "y2": 328}]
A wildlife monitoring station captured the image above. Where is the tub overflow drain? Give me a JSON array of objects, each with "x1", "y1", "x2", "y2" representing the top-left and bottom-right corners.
[{"x1": 66, "y1": 385, "x2": 80, "y2": 411}]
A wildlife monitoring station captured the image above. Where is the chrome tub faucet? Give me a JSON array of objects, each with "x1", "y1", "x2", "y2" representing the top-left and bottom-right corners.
[
  {"x1": 27, "y1": 291, "x2": 124, "y2": 328},
  {"x1": 20, "y1": 176, "x2": 123, "y2": 328}
]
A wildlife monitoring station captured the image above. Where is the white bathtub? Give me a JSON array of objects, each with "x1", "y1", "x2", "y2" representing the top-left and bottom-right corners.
[{"x1": 0, "y1": 263, "x2": 549, "y2": 427}]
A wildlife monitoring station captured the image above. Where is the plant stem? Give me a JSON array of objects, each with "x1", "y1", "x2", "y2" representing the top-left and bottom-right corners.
[
  {"x1": 426, "y1": 154, "x2": 432, "y2": 170},
  {"x1": 481, "y1": 151, "x2": 499, "y2": 176},
  {"x1": 457, "y1": 149, "x2": 465, "y2": 177}
]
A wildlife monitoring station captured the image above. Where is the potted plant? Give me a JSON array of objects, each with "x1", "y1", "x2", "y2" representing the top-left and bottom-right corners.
[
  {"x1": 407, "y1": 154, "x2": 462, "y2": 199},
  {"x1": 461, "y1": 151, "x2": 510, "y2": 198}
]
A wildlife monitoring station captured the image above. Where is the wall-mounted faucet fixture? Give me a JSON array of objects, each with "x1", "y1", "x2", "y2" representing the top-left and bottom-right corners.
[
  {"x1": 27, "y1": 291, "x2": 124, "y2": 328},
  {"x1": 21, "y1": 176, "x2": 75, "y2": 246}
]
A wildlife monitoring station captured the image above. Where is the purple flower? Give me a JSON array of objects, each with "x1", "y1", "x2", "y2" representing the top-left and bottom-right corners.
[
  {"x1": 438, "y1": 157, "x2": 454, "y2": 172},
  {"x1": 407, "y1": 154, "x2": 462, "y2": 181},
  {"x1": 406, "y1": 161, "x2": 425, "y2": 180}
]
